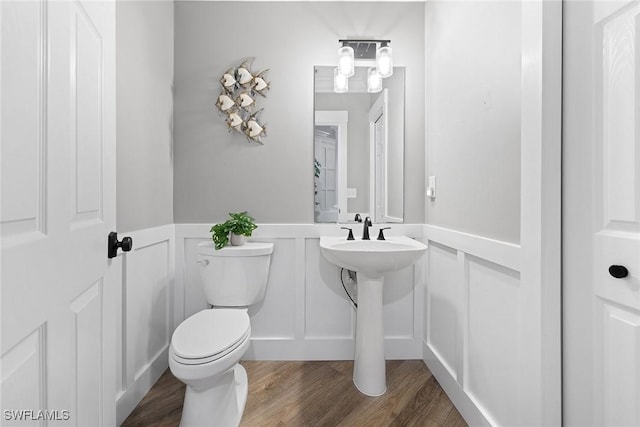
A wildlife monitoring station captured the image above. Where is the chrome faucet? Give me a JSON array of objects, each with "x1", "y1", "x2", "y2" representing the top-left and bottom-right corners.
[{"x1": 362, "y1": 216, "x2": 372, "y2": 240}]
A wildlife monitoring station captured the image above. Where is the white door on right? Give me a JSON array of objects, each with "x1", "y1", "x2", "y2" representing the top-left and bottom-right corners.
[
  {"x1": 368, "y1": 89, "x2": 388, "y2": 223},
  {"x1": 564, "y1": 1, "x2": 640, "y2": 426}
]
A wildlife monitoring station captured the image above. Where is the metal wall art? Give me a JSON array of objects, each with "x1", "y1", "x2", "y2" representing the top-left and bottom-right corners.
[{"x1": 216, "y1": 58, "x2": 270, "y2": 144}]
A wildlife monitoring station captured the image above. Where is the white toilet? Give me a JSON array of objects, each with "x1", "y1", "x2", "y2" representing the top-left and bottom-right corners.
[{"x1": 169, "y1": 241, "x2": 273, "y2": 427}]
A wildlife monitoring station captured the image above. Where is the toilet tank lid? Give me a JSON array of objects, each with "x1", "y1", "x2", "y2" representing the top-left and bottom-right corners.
[
  {"x1": 197, "y1": 241, "x2": 273, "y2": 257},
  {"x1": 171, "y1": 309, "x2": 250, "y2": 360}
]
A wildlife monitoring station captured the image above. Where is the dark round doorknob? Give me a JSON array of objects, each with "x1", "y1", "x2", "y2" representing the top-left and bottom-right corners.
[
  {"x1": 108, "y1": 232, "x2": 133, "y2": 258},
  {"x1": 609, "y1": 265, "x2": 629, "y2": 279},
  {"x1": 121, "y1": 237, "x2": 133, "y2": 252}
]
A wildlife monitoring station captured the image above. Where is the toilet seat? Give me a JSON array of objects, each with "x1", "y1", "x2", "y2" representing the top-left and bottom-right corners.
[{"x1": 171, "y1": 309, "x2": 250, "y2": 365}]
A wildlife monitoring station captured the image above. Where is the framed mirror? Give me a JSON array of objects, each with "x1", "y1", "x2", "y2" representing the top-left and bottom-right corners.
[{"x1": 313, "y1": 66, "x2": 405, "y2": 223}]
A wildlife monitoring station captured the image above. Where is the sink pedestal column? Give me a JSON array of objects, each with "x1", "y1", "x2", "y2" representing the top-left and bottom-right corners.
[{"x1": 353, "y1": 273, "x2": 386, "y2": 396}]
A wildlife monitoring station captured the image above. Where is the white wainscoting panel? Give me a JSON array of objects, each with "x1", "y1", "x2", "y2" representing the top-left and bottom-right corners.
[
  {"x1": 305, "y1": 238, "x2": 354, "y2": 340},
  {"x1": 467, "y1": 256, "x2": 521, "y2": 426},
  {"x1": 182, "y1": 237, "x2": 209, "y2": 315},
  {"x1": 116, "y1": 224, "x2": 174, "y2": 426},
  {"x1": 175, "y1": 224, "x2": 425, "y2": 361},
  {"x1": 424, "y1": 224, "x2": 522, "y2": 426},
  {"x1": 426, "y1": 242, "x2": 461, "y2": 380},
  {"x1": 383, "y1": 266, "x2": 418, "y2": 340},
  {"x1": 247, "y1": 238, "x2": 299, "y2": 341}
]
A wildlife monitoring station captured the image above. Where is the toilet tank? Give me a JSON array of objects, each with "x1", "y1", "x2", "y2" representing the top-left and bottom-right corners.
[{"x1": 196, "y1": 241, "x2": 273, "y2": 307}]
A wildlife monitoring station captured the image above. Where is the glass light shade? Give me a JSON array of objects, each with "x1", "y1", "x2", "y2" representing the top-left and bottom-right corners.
[
  {"x1": 376, "y1": 44, "x2": 393, "y2": 78},
  {"x1": 367, "y1": 67, "x2": 382, "y2": 93},
  {"x1": 334, "y1": 67, "x2": 349, "y2": 93},
  {"x1": 337, "y1": 45, "x2": 355, "y2": 77}
]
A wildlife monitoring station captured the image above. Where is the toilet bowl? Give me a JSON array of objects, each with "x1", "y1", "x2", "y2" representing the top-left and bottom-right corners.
[
  {"x1": 169, "y1": 309, "x2": 251, "y2": 427},
  {"x1": 169, "y1": 241, "x2": 273, "y2": 427}
]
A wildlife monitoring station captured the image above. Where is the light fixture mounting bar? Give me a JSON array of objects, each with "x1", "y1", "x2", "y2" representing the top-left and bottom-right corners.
[
  {"x1": 338, "y1": 39, "x2": 391, "y2": 60},
  {"x1": 338, "y1": 39, "x2": 391, "y2": 44}
]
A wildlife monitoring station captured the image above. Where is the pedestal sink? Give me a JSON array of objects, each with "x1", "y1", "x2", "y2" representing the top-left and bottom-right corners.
[{"x1": 319, "y1": 235, "x2": 427, "y2": 396}]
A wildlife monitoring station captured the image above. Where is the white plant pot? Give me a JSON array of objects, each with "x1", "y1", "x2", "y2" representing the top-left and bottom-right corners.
[{"x1": 230, "y1": 233, "x2": 247, "y2": 246}]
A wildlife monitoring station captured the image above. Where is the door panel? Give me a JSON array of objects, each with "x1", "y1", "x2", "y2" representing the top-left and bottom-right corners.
[
  {"x1": 601, "y1": 303, "x2": 640, "y2": 426},
  {"x1": 594, "y1": 2, "x2": 640, "y2": 423},
  {"x1": 1, "y1": 1, "x2": 116, "y2": 425},
  {"x1": 0, "y1": 0, "x2": 47, "y2": 240},
  {"x1": 565, "y1": 1, "x2": 640, "y2": 425},
  {"x1": 0, "y1": 327, "x2": 46, "y2": 421},
  {"x1": 599, "y1": 3, "x2": 639, "y2": 224},
  {"x1": 71, "y1": 280, "x2": 105, "y2": 426},
  {"x1": 73, "y1": 4, "x2": 104, "y2": 223}
]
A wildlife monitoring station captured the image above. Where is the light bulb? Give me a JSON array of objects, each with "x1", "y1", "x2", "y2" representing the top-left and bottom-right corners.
[
  {"x1": 367, "y1": 67, "x2": 382, "y2": 93},
  {"x1": 337, "y1": 44, "x2": 355, "y2": 77},
  {"x1": 334, "y1": 67, "x2": 349, "y2": 93},
  {"x1": 376, "y1": 43, "x2": 393, "y2": 78}
]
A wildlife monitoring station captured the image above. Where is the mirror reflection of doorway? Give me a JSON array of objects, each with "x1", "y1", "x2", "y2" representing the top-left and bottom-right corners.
[
  {"x1": 314, "y1": 125, "x2": 338, "y2": 222},
  {"x1": 369, "y1": 89, "x2": 401, "y2": 223},
  {"x1": 314, "y1": 111, "x2": 348, "y2": 222},
  {"x1": 369, "y1": 90, "x2": 387, "y2": 223}
]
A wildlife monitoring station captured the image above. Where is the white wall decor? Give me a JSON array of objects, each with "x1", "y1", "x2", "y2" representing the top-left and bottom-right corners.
[{"x1": 216, "y1": 58, "x2": 269, "y2": 144}]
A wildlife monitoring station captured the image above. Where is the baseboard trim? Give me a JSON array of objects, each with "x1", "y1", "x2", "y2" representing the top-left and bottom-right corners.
[
  {"x1": 422, "y1": 341, "x2": 494, "y2": 427},
  {"x1": 116, "y1": 347, "x2": 169, "y2": 425},
  {"x1": 244, "y1": 337, "x2": 423, "y2": 361}
]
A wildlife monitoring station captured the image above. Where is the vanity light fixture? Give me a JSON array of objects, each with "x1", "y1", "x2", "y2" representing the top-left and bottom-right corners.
[
  {"x1": 335, "y1": 39, "x2": 392, "y2": 93},
  {"x1": 334, "y1": 67, "x2": 349, "y2": 93},
  {"x1": 376, "y1": 41, "x2": 393, "y2": 78},
  {"x1": 367, "y1": 67, "x2": 382, "y2": 93},
  {"x1": 337, "y1": 41, "x2": 355, "y2": 77}
]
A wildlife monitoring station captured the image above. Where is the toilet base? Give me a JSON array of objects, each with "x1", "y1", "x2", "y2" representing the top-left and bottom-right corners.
[{"x1": 179, "y1": 364, "x2": 248, "y2": 427}]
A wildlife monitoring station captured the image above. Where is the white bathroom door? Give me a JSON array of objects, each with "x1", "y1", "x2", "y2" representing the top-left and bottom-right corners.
[
  {"x1": 564, "y1": 1, "x2": 640, "y2": 425},
  {"x1": 1, "y1": 1, "x2": 116, "y2": 426},
  {"x1": 368, "y1": 90, "x2": 388, "y2": 223}
]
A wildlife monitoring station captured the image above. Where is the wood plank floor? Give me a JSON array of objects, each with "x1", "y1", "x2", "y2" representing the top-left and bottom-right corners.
[{"x1": 122, "y1": 360, "x2": 467, "y2": 427}]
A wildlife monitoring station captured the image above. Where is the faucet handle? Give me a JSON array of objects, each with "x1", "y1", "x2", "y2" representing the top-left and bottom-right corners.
[
  {"x1": 377, "y1": 227, "x2": 391, "y2": 240},
  {"x1": 341, "y1": 227, "x2": 355, "y2": 240}
]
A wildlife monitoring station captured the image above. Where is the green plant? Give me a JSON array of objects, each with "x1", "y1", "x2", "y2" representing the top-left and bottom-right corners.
[
  {"x1": 314, "y1": 158, "x2": 321, "y2": 206},
  {"x1": 210, "y1": 211, "x2": 258, "y2": 250}
]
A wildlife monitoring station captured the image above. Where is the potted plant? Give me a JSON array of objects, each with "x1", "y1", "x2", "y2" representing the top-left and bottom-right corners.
[{"x1": 210, "y1": 211, "x2": 258, "y2": 250}]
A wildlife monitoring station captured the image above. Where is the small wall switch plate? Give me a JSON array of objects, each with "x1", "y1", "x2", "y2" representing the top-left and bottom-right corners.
[
  {"x1": 427, "y1": 176, "x2": 436, "y2": 200},
  {"x1": 346, "y1": 187, "x2": 357, "y2": 199}
]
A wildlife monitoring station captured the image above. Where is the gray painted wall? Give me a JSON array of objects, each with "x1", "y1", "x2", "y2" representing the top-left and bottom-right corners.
[
  {"x1": 116, "y1": 1, "x2": 174, "y2": 232},
  {"x1": 174, "y1": 1, "x2": 424, "y2": 224},
  {"x1": 425, "y1": 1, "x2": 521, "y2": 243}
]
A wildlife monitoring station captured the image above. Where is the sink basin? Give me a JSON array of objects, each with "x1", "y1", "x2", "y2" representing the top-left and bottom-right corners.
[
  {"x1": 319, "y1": 235, "x2": 427, "y2": 396},
  {"x1": 320, "y1": 236, "x2": 427, "y2": 277}
]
